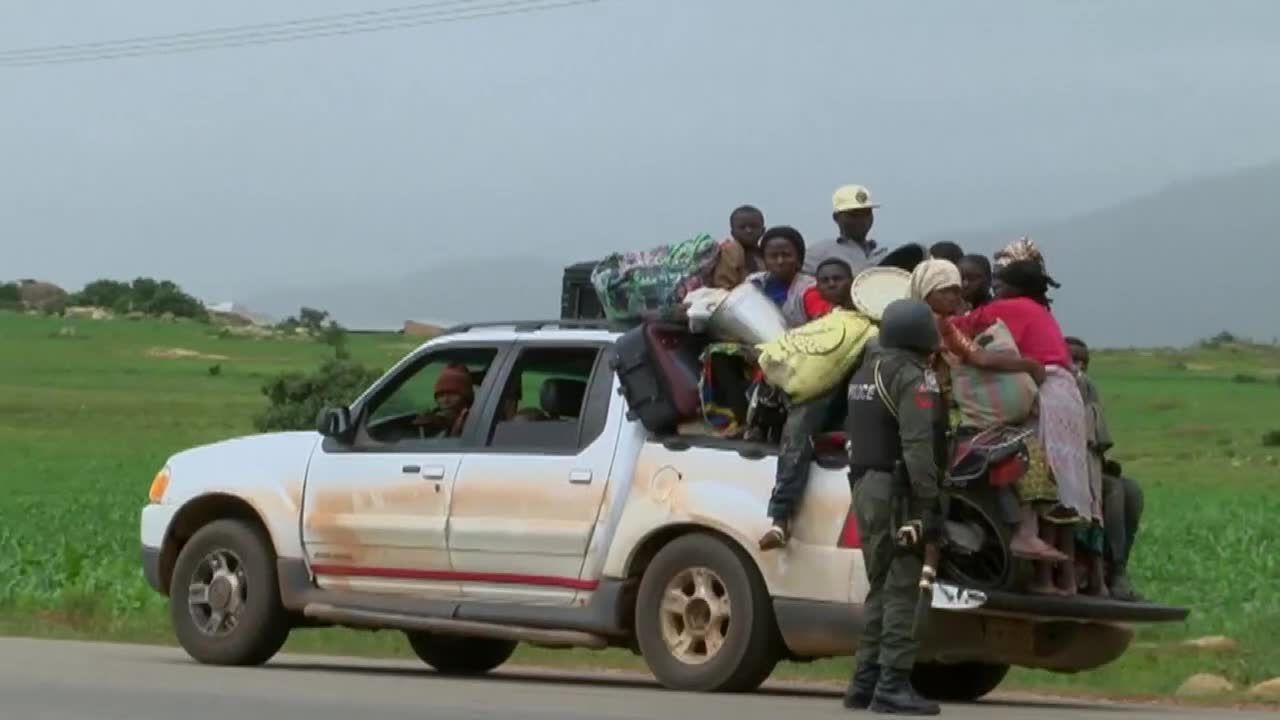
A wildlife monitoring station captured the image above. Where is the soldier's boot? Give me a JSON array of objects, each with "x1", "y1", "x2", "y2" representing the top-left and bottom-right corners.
[
  {"x1": 842, "y1": 661, "x2": 880, "y2": 710},
  {"x1": 869, "y1": 667, "x2": 940, "y2": 716}
]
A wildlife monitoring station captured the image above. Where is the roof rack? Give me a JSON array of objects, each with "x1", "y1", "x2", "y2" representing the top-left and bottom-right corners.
[{"x1": 442, "y1": 318, "x2": 637, "y2": 335}]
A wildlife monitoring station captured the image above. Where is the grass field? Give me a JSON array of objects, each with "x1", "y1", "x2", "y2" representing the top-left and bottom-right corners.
[{"x1": 2, "y1": 310, "x2": 1278, "y2": 702}]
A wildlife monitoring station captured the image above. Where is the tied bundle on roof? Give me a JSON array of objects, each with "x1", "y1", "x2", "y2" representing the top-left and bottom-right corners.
[{"x1": 590, "y1": 233, "x2": 722, "y2": 321}]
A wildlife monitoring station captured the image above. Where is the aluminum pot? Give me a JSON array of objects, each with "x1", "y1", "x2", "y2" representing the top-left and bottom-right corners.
[{"x1": 706, "y1": 283, "x2": 789, "y2": 345}]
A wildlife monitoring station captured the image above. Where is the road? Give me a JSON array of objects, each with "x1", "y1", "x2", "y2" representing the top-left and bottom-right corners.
[{"x1": 0, "y1": 637, "x2": 1268, "y2": 720}]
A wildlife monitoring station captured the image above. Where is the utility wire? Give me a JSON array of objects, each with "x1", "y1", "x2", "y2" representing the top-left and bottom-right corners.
[
  {"x1": 0, "y1": 0, "x2": 494, "y2": 60},
  {"x1": 0, "y1": 0, "x2": 598, "y2": 67}
]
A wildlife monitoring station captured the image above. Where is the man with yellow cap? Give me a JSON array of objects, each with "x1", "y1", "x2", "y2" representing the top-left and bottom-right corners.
[{"x1": 803, "y1": 184, "x2": 889, "y2": 276}]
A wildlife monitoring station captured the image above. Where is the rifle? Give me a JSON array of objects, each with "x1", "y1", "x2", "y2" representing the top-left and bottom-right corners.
[
  {"x1": 912, "y1": 542, "x2": 940, "y2": 639},
  {"x1": 888, "y1": 460, "x2": 941, "y2": 641}
]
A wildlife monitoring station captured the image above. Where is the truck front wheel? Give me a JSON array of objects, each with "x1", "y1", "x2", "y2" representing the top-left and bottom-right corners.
[
  {"x1": 634, "y1": 533, "x2": 781, "y2": 693},
  {"x1": 405, "y1": 633, "x2": 517, "y2": 675},
  {"x1": 169, "y1": 518, "x2": 291, "y2": 666},
  {"x1": 911, "y1": 661, "x2": 1010, "y2": 702}
]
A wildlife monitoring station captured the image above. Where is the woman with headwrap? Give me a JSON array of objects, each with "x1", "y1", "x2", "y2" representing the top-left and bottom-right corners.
[
  {"x1": 747, "y1": 225, "x2": 817, "y2": 328},
  {"x1": 950, "y1": 252, "x2": 1097, "y2": 596},
  {"x1": 909, "y1": 259, "x2": 1067, "y2": 564},
  {"x1": 910, "y1": 259, "x2": 1049, "y2": 389}
]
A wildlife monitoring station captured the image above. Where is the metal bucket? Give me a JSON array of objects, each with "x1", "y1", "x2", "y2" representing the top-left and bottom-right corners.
[{"x1": 706, "y1": 283, "x2": 789, "y2": 345}]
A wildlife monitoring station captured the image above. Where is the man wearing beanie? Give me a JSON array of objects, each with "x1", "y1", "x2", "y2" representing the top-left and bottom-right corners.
[{"x1": 413, "y1": 364, "x2": 475, "y2": 438}]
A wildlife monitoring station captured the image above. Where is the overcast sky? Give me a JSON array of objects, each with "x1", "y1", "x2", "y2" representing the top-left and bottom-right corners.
[{"x1": 3, "y1": 0, "x2": 1279, "y2": 337}]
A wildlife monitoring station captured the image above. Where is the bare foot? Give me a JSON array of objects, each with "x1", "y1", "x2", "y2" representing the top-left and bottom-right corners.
[
  {"x1": 1028, "y1": 581, "x2": 1059, "y2": 595},
  {"x1": 1010, "y1": 535, "x2": 1070, "y2": 563}
]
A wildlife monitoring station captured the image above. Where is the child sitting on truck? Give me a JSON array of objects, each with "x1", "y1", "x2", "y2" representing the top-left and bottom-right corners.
[{"x1": 757, "y1": 259, "x2": 861, "y2": 550}]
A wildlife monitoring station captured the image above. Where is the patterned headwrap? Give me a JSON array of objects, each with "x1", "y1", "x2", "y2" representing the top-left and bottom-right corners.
[{"x1": 993, "y1": 236, "x2": 1045, "y2": 271}]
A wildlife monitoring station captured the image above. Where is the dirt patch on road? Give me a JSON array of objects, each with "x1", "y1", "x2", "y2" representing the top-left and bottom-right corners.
[{"x1": 144, "y1": 347, "x2": 230, "y2": 361}]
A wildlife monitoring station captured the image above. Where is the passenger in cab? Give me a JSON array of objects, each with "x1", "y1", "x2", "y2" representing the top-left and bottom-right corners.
[
  {"x1": 957, "y1": 254, "x2": 993, "y2": 311},
  {"x1": 748, "y1": 225, "x2": 816, "y2": 328},
  {"x1": 950, "y1": 252, "x2": 1097, "y2": 595},
  {"x1": 803, "y1": 184, "x2": 888, "y2": 276},
  {"x1": 412, "y1": 364, "x2": 475, "y2": 438},
  {"x1": 711, "y1": 205, "x2": 767, "y2": 289}
]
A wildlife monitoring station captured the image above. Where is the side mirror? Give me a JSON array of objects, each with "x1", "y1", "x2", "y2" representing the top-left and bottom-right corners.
[{"x1": 316, "y1": 406, "x2": 353, "y2": 440}]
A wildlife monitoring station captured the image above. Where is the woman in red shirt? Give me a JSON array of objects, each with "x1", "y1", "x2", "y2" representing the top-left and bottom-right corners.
[
  {"x1": 910, "y1": 260, "x2": 1069, "y2": 567},
  {"x1": 950, "y1": 259, "x2": 1099, "y2": 596}
]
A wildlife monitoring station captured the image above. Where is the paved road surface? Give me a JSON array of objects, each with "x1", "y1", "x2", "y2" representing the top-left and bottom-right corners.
[{"x1": 0, "y1": 637, "x2": 1267, "y2": 719}]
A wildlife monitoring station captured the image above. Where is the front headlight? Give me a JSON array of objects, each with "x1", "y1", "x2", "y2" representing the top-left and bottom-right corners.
[{"x1": 149, "y1": 466, "x2": 171, "y2": 503}]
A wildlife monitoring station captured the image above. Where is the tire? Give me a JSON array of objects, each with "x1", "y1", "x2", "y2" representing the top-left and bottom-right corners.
[
  {"x1": 634, "y1": 532, "x2": 781, "y2": 693},
  {"x1": 911, "y1": 661, "x2": 1010, "y2": 702},
  {"x1": 168, "y1": 518, "x2": 291, "y2": 666},
  {"x1": 939, "y1": 482, "x2": 1020, "y2": 593},
  {"x1": 405, "y1": 633, "x2": 517, "y2": 676}
]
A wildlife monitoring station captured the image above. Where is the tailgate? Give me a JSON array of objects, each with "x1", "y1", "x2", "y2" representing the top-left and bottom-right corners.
[{"x1": 930, "y1": 581, "x2": 1190, "y2": 623}]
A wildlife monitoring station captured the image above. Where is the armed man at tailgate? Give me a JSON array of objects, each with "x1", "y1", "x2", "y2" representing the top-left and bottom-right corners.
[{"x1": 841, "y1": 298, "x2": 947, "y2": 716}]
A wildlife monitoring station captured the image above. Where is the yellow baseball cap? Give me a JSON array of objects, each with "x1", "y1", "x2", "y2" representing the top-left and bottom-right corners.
[{"x1": 833, "y1": 184, "x2": 879, "y2": 212}]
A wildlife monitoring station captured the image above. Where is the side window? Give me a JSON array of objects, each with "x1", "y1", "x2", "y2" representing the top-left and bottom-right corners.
[
  {"x1": 360, "y1": 346, "x2": 499, "y2": 448},
  {"x1": 485, "y1": 346, "x2": 604, "y2": 453}
]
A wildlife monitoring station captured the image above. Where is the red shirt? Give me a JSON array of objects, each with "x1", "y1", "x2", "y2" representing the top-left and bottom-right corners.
[
  {"x1": 948, "y1": 297, "x2": 1073, "y2": 367},
  {"x1": 802, "y1": 285, "x2": 837, "y2": 320}
]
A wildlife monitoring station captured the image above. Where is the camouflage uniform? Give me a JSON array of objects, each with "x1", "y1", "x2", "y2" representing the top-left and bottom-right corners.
[{"x1": 842, "y1": 298, "x2": 947, "y2": 716}]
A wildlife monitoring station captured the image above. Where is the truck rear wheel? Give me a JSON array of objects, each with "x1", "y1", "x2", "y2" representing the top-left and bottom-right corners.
[
  {"x1": 911, "y1": 661, "x2": 1009, "y2": 702},
  {"x1": 405, "y1": 633, "x2": 517, "y2": 676},
  {"x1": 169, "y1": 518, "x2": 291, "y2": 666},
  {"x1": 939, "y1": 482, "x2": 1018, "y2": 593},
  {"x1": 634, "y1": 533, "x2": 781, "y2": 693}
]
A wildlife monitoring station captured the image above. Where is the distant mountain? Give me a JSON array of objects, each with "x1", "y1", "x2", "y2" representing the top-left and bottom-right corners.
[
  {"x1": 243, "y1": 254, "x2": 577, "y2": 331},
  {"x1": 926, "y1": 161, "x2": 1280, "y2": 348},
  {"x1": 246, "y1": 163, "x2": 1279, "y2": 346}
]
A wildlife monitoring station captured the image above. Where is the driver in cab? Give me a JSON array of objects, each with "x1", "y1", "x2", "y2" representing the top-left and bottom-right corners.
[{"x1": 412, "y1": 364, "x2": 474, "y2": 438}]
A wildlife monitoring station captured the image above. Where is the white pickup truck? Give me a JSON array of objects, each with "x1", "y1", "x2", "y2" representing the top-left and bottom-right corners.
[{"x1": 139, "y1": 319, "x2": 1187, "y2": 700}]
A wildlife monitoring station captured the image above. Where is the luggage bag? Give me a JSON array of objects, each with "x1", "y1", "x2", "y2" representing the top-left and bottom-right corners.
[{"x1": 612, "y1": 322, "x2": 703, "y2": 433}]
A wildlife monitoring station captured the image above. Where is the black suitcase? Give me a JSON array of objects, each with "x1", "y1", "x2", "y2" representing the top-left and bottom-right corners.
[
  {"x1": 611, "y1": 322, "x2": 703, "y2": 434},
  {"x1": 561, "y1": 260, "x2": 605, "y2": 320}
]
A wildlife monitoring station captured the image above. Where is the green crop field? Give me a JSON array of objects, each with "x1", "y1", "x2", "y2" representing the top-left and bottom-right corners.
[{"x1": 2, "y1": 310, "x2": 1278, "y2": 702}]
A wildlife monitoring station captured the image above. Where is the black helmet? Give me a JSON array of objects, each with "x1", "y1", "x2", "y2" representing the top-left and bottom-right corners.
[{"x1": 879, "y1": 298, "x2": 939, "y2": 354}]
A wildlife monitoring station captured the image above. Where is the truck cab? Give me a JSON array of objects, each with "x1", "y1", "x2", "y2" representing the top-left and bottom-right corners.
[{"x1": 139, "y1": 319, "x2": 1188, "y2": 700}]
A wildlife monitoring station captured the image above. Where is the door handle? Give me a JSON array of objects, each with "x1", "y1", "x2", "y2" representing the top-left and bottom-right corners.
[
  {"x1": 568, "y1": 470, "x2": 593, "y2": 485},
  {"x1": 402, "y1": 464, "x2": 420, "y2": 474},
  {"x1": 422, "y1": 466, "x2": 446, "y2": 480}
]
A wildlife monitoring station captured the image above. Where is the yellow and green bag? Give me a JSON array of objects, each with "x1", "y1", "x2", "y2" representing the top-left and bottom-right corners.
[{"x1": 755, "y1": 309, "x2": 878, "y2": 403}]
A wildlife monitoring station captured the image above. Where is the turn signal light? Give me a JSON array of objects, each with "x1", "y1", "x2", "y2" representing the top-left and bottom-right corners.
[{"x1": 149, "y1": 467, "x2": 170, "y2": 503}]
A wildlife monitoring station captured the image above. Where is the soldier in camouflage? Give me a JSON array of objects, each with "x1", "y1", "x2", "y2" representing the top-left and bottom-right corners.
[{"x1": 841, "y1": 298, "x2": 948, "y2": 716}]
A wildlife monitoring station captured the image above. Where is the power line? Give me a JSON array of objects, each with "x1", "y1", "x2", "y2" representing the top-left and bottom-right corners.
[
  {"x1": 0, "y1": 0, "x2": 594, "y2": 65},
  {"x1": 0, "y1": 0, "x2": 491, "y2": 60},
  {"x1": 0, "y1": 0, "x2": 598, "y2": 67}
]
